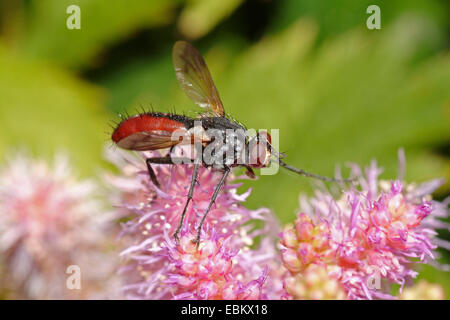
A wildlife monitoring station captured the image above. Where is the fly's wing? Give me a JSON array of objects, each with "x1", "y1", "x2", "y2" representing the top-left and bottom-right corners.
[
  {"x1": 173, "y1": 41, "x2": 225, "y2": 117},
  {"x1": 116, "y1": 130, "x2": 186, "y2": 151},
  {"x1": 115, "y1": 129, "x2": 211, "y2": 151}
]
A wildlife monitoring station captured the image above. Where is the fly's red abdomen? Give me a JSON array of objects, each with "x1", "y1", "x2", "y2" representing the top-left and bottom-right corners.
[
  {"x1": 112, "y1": 113, "x2": 187, "y2": 143},
  {"x1": 111, "y1": 113, "x2": 195, "y2": 151}
]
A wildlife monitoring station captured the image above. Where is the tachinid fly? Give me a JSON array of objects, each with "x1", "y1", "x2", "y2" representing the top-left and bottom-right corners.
[{"x1": 111, "y1": 41, "x2": 352, "y2": 246}]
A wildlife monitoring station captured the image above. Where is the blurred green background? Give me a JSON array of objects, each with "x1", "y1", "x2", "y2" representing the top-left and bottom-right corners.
[{"x1": 0, "y1": 0, "x2": 449, "y2": 295}]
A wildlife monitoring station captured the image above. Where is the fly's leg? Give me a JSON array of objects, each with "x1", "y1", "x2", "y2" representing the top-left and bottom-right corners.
[
  {"x1": 244, "y1": 165, "x2": 256, "y2": 179},
  {"x1": 145, "y1": 156, "x2": 175, "y2": 188},
  {"x1": 173, "y1": 163, "x2": 200, "y2": 243},
  {"x1": 195, "y1": 168, "x2": 230, "y2": 248},
  {"x1": 146, "y1": 156, "x2": 200, "y2": 244}
]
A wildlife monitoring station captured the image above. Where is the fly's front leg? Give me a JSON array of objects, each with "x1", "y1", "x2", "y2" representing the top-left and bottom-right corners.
[
  {"x1": 195, "y1": 167, "x2": 230, "y2": 248},
  {"x1": 244, "y1": 165, "x2": 256, "y2": 179},
  {"x1": 173, "y1": 163, "x2": 200, "y2": 243}
]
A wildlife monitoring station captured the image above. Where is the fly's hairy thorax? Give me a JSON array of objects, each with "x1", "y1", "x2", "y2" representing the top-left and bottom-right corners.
[{"x1": 196, "y1": 117, "x2": 248, "y2": 170}]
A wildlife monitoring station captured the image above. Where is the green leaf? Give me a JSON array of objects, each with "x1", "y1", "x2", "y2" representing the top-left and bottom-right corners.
[
  {"x1": 271, "y1": 0, "x2": 449, "y2": 45},
  {"x1": 22, "y1": 0, "x2": 179, "y2": 68},
  {"x1": 0, "y1": 45, "x2": 109, "y2": 175},
  {"x1": 177, "y1": 0, "x2": 244, "y2": 39}
]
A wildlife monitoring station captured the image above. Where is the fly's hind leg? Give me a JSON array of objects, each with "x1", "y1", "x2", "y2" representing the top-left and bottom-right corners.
[
  {"x1": 173, "y1": 163, "x2": 200, "y2": 243},
  {"x1": 195, "y1": 167, "x2": 230, "y2": 248},
  {"x1": 146, "y1": 155, "x2": 199, "y2": 244}
]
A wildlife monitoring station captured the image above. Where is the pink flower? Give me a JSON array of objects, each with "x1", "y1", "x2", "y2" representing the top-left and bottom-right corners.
[
  {"x1": 284, "y1": 264, "x2": 346, "y2": 300},
  {"x1": 280, "y1": 153, "x2": 449, "y2": 300},
  {"x1": 164, "y1": 228, "x2": 266, "y2": 300},
  {"x1": 105, "y1": 149, "x2": 283, "y2": 299},
  {"x1": 0, "y1": 152, "x2": 119, "y2": 299}
]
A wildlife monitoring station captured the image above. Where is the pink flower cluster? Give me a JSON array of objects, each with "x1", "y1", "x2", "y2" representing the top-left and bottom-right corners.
[
  {"x1": 280, "y1": 159, "x2": 449, "y2": 299},
  {"x1": 164, "y1": 228, "x2": 267, "y2": 300},
  {"x1": 0, "y1": 153, "x2": 119, "y2": 299},
  {"x1": 106, "y1": 149, "x2": 283, "y2": 299},
  {"x1": 1, "y1": 148, "x2": 446, "y2": 300}
]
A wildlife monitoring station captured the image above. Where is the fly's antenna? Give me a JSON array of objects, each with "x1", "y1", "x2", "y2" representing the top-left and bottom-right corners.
[{"x1": 279, "y1": 160, "x2": 353, "y2": 183}]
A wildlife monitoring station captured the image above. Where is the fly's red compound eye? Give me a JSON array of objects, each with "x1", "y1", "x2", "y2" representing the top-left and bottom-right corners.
[
  {"x1": 249, "y1": 132, "x2": 271, "y2": 168},
  {"x1": 258, "y1": 131, "x2": 271, "y2": 145}
]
